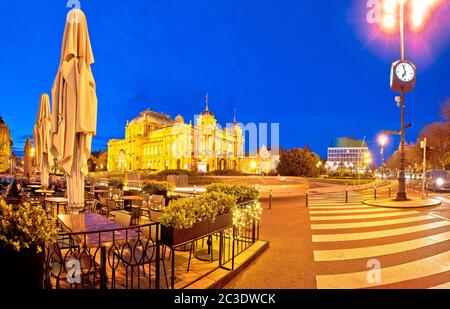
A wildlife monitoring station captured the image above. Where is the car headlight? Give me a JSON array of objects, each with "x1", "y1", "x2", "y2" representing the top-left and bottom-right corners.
[{"x1": 436, "y1": 178, "x2": 445, "y2": 186}]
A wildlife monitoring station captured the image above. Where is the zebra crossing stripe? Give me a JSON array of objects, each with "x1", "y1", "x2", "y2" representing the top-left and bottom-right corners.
[
  {"x1": 315, "y1": 251, "x2": 450, "y2": 289},
  {"x1": 311, "y1": 220, "x2": 450, "y2": 242},
  {"x1": 310, "y1": 210, "x2": 419, "y2": 221},
  {"x1": 313, "y1": 231, "x2": 450, "y2": 261},
  {"x1": 311, "y1": 215, "x2": 434, "y2": 230}
]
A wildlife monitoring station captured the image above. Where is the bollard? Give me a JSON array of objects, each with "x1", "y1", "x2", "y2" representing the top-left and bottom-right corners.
[
  {"x1": 305, "y1": 188, "x2": 309, "y2": 208},
  {"x1": 388, "y1": 184, "x2": 391, "y2": 197},
  {"x1": 345, "y1": 184, "x2": 349, "y2": 203},
  {"x1": 193, "y1": 185, "x2": 197, "y2": 197},
  {"x1": 269, "y1": 189, "x2": 272, "y2": 210},
  {"x1": 374, "y1": 186, "x2": 377, "y2": 200}
]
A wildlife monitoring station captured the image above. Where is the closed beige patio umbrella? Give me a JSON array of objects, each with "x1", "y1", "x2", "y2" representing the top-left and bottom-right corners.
[
  {"x1": 23, "y1": 136, "x2": 33, "y2": 178},
  {"x1": 33, "y1": 94, "x2": 52, "y2": 188},
  {"x1": 51, "y1": 9, "x2": 98, "y2": 211}
]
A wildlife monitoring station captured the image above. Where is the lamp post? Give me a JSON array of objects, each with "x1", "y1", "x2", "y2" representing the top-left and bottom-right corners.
[
  {"x1": 378, "y1": 134, "x2": 388, "y2": 179},
  {"x1": 381, "y1": 0, "x2": 443, "y2": 201}
]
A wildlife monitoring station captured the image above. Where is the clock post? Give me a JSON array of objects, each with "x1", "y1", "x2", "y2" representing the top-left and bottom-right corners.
[
  {"x1": 389, "y1": 1, "x2": 417, "y2": 201},
  {"x1": 397, "y1": 88, "x2": 407, "y2": 201}
]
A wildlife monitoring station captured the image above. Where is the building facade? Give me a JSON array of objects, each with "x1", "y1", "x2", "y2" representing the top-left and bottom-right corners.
[
  {"x1": 108, "y1": 100, "x2": 244, "y2": 173},
  {"x1": 243, "y1": 146, "x2": 280, "y2": 174},
  {"x1": 326, "y1": 137, "x2": 370, "y2": 172},
  {"x1": 0, "y1": 116, "x2": 13, "y2": 173}
]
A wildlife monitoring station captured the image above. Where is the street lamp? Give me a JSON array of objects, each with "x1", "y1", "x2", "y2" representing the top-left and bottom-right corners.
[
  {"x1": 377, "y1": 134, "x2": 388, "y2": 179},
  {"x1": 379, "y1": 0, "x2": 440, "y2": 201}
]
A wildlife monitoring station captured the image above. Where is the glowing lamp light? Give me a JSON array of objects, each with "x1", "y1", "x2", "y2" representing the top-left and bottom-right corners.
[
  {"x1": 380, "y1": 0, "x2": 442, "y2": 31},
  {"x1": 378, "y1": 134, "x2": 388, "y2": 146},
  {"x1": 436, "y1": 177, "x2": 444, "y2": 186},
  {"x1": 250, "y1": 161, "x2": 257, "y2": 169},
  {"x1": 383, "y1": 15, "x2": 396, "y2": 28}
]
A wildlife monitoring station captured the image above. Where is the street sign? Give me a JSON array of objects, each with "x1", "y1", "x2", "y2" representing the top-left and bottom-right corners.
[{"x1": 382, "y1": 130, "x2": 401, "y2": 136}]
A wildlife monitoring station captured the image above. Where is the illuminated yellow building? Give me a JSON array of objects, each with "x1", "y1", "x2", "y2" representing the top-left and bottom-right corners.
[
  {"x1": 108, "y1": 97, "x2": 244, "y2": 172},
  {"x1": 0, "y1": 116, "x2": 13, "y2": 173}
]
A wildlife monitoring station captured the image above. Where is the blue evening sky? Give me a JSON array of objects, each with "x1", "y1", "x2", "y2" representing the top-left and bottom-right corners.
[{"x1": 0, "y1": 0, "x2": 449, "y2": 163}]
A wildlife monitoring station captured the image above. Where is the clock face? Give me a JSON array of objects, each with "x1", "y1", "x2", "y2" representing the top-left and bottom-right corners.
[{"x1": 395, "y1": 62, "x2": 415, "y2": 82}]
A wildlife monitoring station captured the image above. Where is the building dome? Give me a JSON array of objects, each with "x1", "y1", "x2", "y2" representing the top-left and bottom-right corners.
[
  {"x1": 200, "y1": 93, "x2": 215, "y2": 117},
  {"x1": 175, "y1": 114, "x2": 184, "y2": 123},
  {"x1": 200, "y1": 108, "x2": 214, "y2": 117}
]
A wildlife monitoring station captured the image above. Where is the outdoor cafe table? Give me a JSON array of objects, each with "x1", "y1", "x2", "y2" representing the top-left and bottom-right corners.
[
  {"x1": 27, "y1": 184, "x2": 42, "y2": 189},
  {"x1": 119, "y1": 195, "x2": 144, "y2": 210},
  {"x1": 45, "y1": 197, "x2": 68, "y2": 215},
  {"x1": 35, "y1": 189, "x2": 54, "y2": 206},
  {"x1": 57, "y1": 213, "x2": 140, "y2": 288},
  {"x1": 94, "y1": 189, "x2": 110, "y2": 198},
  {"x1": 57, "y1": 213, "x2": 138, "y2": 247}
]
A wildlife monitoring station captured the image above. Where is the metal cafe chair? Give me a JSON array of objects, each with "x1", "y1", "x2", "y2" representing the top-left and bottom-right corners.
[
  {"x1": 113, "y1": 223, "x2": 169, "y2": 288},
  {"x1": 150, "y1": 195, "x2": 165, "y2": 209},
  {"x1": 47, "y1": 240, "x2": 101, "y2": 288}
]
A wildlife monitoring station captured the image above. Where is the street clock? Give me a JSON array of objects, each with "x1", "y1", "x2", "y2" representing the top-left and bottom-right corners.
[{"x1": 390, "y1": 60, "x2": 417, "y2": 93}]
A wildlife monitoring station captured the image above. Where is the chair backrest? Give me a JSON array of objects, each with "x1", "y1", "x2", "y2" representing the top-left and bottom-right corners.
[
  {"x1": 99, "y1": 197, "x2": 107, "y2": 206},
  {"x1": 150, "y1": 195, "x2": 165, "y2": 209},
  {"x1": 114, "y1": 211, "x2": 132, "y2": 227},
  {"x1": 84, "y1": 199, "x2": 98, "y2": 213},
  {"x1": 106, "y1": 199, "x2": 117, "y2": 210},
  {"x1": 112, "y1": 188, "x2": 122, "y2": 196},
  {"x1": 149, "y1": 209, "x2": 163, "y2": 222}
]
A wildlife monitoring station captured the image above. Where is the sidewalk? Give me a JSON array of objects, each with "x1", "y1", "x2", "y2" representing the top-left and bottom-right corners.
[{"x1": 363, "y1": 197, "x2": 441, "y2": 208}]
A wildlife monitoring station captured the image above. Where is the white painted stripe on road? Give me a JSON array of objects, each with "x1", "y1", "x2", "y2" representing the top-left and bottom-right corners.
[
  {"x1": 429, "y1": 282, "x2": 450, "y2": 289},
  {"x1": 311, "y1": 215, "x2": 435, "y2": 230},
  {"x1": 312, "y1": 220, "x2": 450, "y2": 242},
  {"x1": 310, "y1": 210, "x2": 418, "y2": 221},
  {"x1": 309, "y1": 208, "x2": 407, "y2": 215},
  {"x1": 313, "y1": 231, "x2": 450, "y2": 261},
  {"x1": 436, "y1": 196, "x2": 450, "y2": 203},
  {"x1": 316, "y1": 251, "x2": 450, "y2": 289}
]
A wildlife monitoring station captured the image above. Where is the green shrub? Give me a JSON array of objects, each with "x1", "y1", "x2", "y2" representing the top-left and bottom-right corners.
[
  {"x1": 233, "y1": 200, "x2": 263, "y2": 231},
  {"x1": 157, "y1": 169, "x2": 190, "y2": 177},
  {"x1": 158, "y1": 192, "x2": 236, "y2": 229},
  {"x1": 108, "y1": 178, "x2": 124, "y2": 190},
  {"x1": 206, "y1": 169, "x2": 245, "y2": 176},
  {"x1": 206, "y1": 183, "x2": 260, "y2": 204},
  {"x1": 0, "y1": 201, "x2": 58, "y2": 253},
  {"x1": 143, "y1": 182, "x2": 174, "y2": 196}
]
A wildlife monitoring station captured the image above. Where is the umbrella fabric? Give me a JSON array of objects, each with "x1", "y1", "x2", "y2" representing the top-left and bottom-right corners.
[
  {"x1": 33, "y1": 93, "x2": 53, "y2": 188},
  {"x1": 23, "y1": 137, "x2": 33, "y2": 177},
  {"x1": 51, "y1": 9, "x2": 97, "y2": 211}
]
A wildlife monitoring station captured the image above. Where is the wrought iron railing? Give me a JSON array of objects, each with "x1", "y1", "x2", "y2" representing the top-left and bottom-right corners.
[
  {"x1": 220, "y1": 200, "x2": 261, "y2": 269},
  {"x1": 43, "y1": 200, "x2": 261, "y2": 290},
  {"x1": 44, "y1": 222, "x2": 161, "y2": 289}
]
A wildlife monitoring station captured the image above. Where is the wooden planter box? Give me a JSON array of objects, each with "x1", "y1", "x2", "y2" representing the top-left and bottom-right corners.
[
  {"x1": 160, "y1": 212, "x2": 233, "y2": 246},
  {"x1": 161, "y1": 221, "x2": 209, "y2": 246},
  {"x1": 208, "y1": 213, "x2": 233, "y2": 234},
  {"x1": 0, "y1": 246, "x2": 44, "y2": 290}
]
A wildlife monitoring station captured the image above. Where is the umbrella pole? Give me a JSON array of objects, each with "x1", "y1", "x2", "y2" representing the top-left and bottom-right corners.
[
  {"x1": 67, "y1": 135, "x2": 85, "y2": 213},
  {"x1": 41, "y1": 153, "x2": 49, "y2": 189}
]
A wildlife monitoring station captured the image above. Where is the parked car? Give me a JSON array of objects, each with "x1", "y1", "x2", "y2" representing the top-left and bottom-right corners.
[{"x1": 426, "y1": 170, "x2": 450, "y2": 192}]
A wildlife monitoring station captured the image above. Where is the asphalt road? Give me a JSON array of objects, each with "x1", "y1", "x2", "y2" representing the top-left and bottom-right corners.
[{"x1": 225, "y1": 184, "x2": 450, "y2": 289}]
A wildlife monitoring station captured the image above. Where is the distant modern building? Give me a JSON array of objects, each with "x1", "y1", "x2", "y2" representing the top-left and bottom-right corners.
[
  {"x1": 0, "y1": 116, "x2": 13, "y2": 173},
  {"x1": 108, "y1": 96, "x2": 244, "y2": 173},
  {"x1": 326, "y1": 137, "x2": 370, "y2": 172}
]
